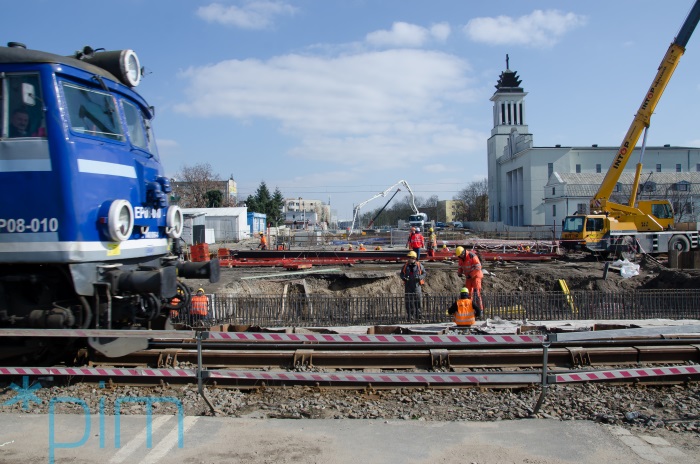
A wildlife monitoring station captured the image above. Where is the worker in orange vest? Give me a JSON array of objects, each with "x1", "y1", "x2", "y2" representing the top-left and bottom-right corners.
[
  {"x1": 169, "y1": 295, "x2": 182, "y2": 321},
  {"x1": 455, "y1": 246, "x2": 484, "y2": 314},
  {"x1": 190, "y1": 288, "x2": 209, "y2": 324},
  {"x1": 400, "y1": 250, "x2": 426, "y2": 321},
  {"x1": 447, "y1": 287, "x2": 480, "y2": 326},
  {"x1": 258, "y1": 233, "x2": 267, "y2": 250}
]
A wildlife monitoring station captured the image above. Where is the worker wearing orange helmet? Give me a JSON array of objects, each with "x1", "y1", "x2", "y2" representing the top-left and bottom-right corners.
[
  {"x1": 407, "y1": 227, "x2": 425, "y2": 260},
  {"x1": 400, "y1": 250, "x2": 426, "y2": 321},
  {"x1": 455, "y1": 246, "x2": 483, "y2": 315}
]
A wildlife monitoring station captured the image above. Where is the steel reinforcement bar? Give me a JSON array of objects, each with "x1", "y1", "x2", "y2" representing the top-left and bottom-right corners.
[{"x1": 181, "y1": 290, "x2": 700, "y2": 328}]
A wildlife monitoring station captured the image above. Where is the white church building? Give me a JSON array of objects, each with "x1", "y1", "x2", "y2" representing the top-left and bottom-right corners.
[{"x1": 487, "y1": 60, "x2": 700, "y2": 227}]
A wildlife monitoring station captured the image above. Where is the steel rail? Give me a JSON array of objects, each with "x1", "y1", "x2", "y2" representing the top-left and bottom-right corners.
[{"x1": 90, "y1": 344, "x2": 700, "y2": 370}]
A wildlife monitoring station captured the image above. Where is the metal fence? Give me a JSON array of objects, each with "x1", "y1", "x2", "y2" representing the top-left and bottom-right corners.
[{"x1": 171, "y1": 289, "x2": 700, "y2": 328}]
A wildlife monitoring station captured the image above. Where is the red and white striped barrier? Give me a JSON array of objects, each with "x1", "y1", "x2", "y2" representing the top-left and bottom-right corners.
[
  {"x1": 552, "y1": 365, "x2": 700, "y2": 383},
  {"x1": 206, "y1": 369, "x2": 541, "y2": 384},
  {"x1": 0, "y1": 367, "x2": 195, "y2": 378},
  {"x1": 205, "y1": 332, "x2": 544, "y2": 344}
]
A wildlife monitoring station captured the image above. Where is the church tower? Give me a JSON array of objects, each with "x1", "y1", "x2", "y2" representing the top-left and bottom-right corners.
[{"x1": 487, "y1": 56, "x2": 532, "y2": 223}]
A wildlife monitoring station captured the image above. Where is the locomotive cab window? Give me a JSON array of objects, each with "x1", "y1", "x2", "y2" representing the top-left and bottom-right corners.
[
  {"x1": 62, "y1": 83, "x2": 124, "y2": 141},
  {"x1": 122, "y1": 101, "x2": 159, "y2": 159},
  {"x1": 123, "y1": 101, "x2": 148, "y2": 150},
  {"x1": 1, "y1": 73, "x2": 45, "y2": 138}
]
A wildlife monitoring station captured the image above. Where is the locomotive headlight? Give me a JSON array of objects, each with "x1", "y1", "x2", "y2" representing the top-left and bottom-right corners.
[
  {"x1": 166, "y1": 205, "x2": 184, "y2": 239},
  {"x1": 122, "y1": 50, "x2": 141, "y2": 87},
  {"x1": 107, "y1": 200, "x2": 134, "y2": 242}
]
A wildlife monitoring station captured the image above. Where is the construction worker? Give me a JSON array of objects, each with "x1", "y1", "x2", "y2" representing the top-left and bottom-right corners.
[
  {"x1": 190, "y1": 288, "x2": 209, "y2": 324},
  {"x1": 258, "y1": 233, "x2": 267, "y2": 250},
  {"x1": 407, "y1": 227, "x2": 425, "y2": 260},
  {"x1": 168, "y1": 295, "x2": 181, "y2": 321},
  {"x1": 358, "y1": 243, "x2": 367, "y2": 251},
  {"x1": 455, "y1": 246, "x2": 484, "y2": 313},
  {"x1": 400, "y1": 250, "x2": 426, "y2": 321},
  {"x1": 427, "y1": 227, "x2": 437, "y2": 257},
  {"x1": 447, "y1": 287, "x2": 480, "y2": 326}
]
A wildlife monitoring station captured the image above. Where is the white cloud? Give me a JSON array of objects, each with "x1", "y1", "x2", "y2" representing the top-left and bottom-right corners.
[
  {"x1": 196, "y1": 1, "x2": 297, "y2": 30},
  {"x1": 430, "y1": 22, "x2": 451, "y2": 42},
  {"x1": 174, "y1": 49, "x2": 483, "y2": 169},
  {"x1": 366, "y1": 22, "x2": 451, "y2": 48},
  {"x1": 463, "y1": 10, "x2": 587, "y2": 48}
]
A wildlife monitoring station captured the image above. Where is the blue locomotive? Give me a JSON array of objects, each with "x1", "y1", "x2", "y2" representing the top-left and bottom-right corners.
[{"x1": 0, "y1": 42, "x2": 218, "y2": 358}]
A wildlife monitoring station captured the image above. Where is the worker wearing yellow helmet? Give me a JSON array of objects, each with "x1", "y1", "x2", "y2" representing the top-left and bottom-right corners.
[
  {"x1": 190, "y1": 287, "x2": 209, "y2": 325},
  {"x1": 426, "y1": 227, "x2": 437, "y2": 258},
  {"x1": 447, "y1": 287, "x2": 477, "y2": 326},
  {"x1": 400, "y1": 250, "x2": 426, "y2": 321},
  {"x1": 455, "y1": 246, "x2": 483, "y2": 315}
]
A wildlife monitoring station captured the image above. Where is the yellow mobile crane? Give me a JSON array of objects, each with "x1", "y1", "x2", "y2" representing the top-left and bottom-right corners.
[{"x1": 561, "y1": 0, "x2": 700, "y2": 256}]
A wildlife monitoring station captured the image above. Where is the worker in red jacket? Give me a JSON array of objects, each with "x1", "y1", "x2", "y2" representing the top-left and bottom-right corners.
[
  {"x1": 407, "y1": 228, "x2": 425, "y2": 260},
  {"x1": 455, "y1": 246, "x2": 483, "y2": 315}
]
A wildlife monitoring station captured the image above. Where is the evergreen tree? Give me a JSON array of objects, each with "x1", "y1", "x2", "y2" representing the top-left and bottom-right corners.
[{"x1": 270, "y1": 188, "x2": 285, "y2": 225}]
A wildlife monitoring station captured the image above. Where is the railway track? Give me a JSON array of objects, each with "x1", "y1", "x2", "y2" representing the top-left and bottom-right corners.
[{"x1": 93, "y1": 338, "x2": 700, "y2": 371}]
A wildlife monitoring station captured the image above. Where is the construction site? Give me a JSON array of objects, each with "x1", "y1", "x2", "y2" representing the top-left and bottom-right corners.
[{"x1": 175, "y1": 231, "x2": 700, "y2": 332}]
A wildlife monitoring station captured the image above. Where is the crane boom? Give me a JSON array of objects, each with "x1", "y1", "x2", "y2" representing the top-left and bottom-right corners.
[{"x1": 349, "y1": 180, "x2": 419, "y2": 234}]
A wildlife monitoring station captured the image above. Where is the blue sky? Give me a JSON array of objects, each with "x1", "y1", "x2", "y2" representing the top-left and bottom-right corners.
[{"x1": 4, "y1": 1, "x2": 700, "y2": 220}]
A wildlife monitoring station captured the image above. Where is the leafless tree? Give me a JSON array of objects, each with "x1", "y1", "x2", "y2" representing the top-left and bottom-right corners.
[
  {"x1": 454, "y1": 178, "x2": 488, "y2": 221},
  {"x1": 172, "y1": 163, "x2": 223, "y2": 208}
]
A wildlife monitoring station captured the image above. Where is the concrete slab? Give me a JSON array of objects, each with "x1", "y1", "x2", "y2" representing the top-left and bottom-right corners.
[{"x1": 0, "y1": 414, "x2": 693, "y2": 464}]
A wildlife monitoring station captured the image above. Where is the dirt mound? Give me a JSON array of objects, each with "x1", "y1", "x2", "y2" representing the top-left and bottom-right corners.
[{"x1": 192, "y1": 253, "x2": 700, "y2": 297}]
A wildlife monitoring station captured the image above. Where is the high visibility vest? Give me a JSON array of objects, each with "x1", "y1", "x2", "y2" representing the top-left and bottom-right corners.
[
  {"x1": 459, "y1": 252, "x2": 483, "y2": 278},
  {"x1": 428, "y1": 233, "x2": 437, "y2": 248},
  {"x1": 190, "y1": 294, "x2": 208, "y2": 316},
  {"x1": 454, "y1": 298, "x2": 475, "y2": 326},
  {"x1": 401, "y1": 261, "x2": 425, "y2": 285},
  {"x1": 409, "y1": 233, "x2": 424, "y2": 248},
  {"x1": 169, "y1": 296, "x2": 181, "y2": 319}
]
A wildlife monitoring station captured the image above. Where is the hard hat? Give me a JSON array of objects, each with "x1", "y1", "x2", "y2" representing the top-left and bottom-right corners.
[
  {"x1": 455, "y1": 246, "x2": 465, "y2": 257},
  {"x1": 416, "y1": 228, "x2": 421, "y2": 232},
  {"x1": 407, "y1": 250, "x2": 417, "y2": 258},
  {"x1": 197, "y1": 288, "x2": 204, "y2": 293},
  {"x1": 460, "y1": 287, "x2": 470, "y2": 296},
  {"x1": 411, "y1": 227, "x2": 416, "y2": 231},
  {"x1": 429, "y1": 227, "x2": 434, "y2": 232}
]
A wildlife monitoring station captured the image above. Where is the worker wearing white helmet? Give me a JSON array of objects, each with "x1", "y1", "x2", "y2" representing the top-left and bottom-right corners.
[
  {"x1": 455, "y1": 246, "x2": 484, "y2": 314},
  {"x1": 400, "y1": 250, "x2": 426, "y2": 321}
]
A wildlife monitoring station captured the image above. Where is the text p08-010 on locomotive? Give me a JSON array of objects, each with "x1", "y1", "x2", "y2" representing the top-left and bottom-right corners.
[{"x1": 0, "y1": 42, "x2": 219, "y2": 359}]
